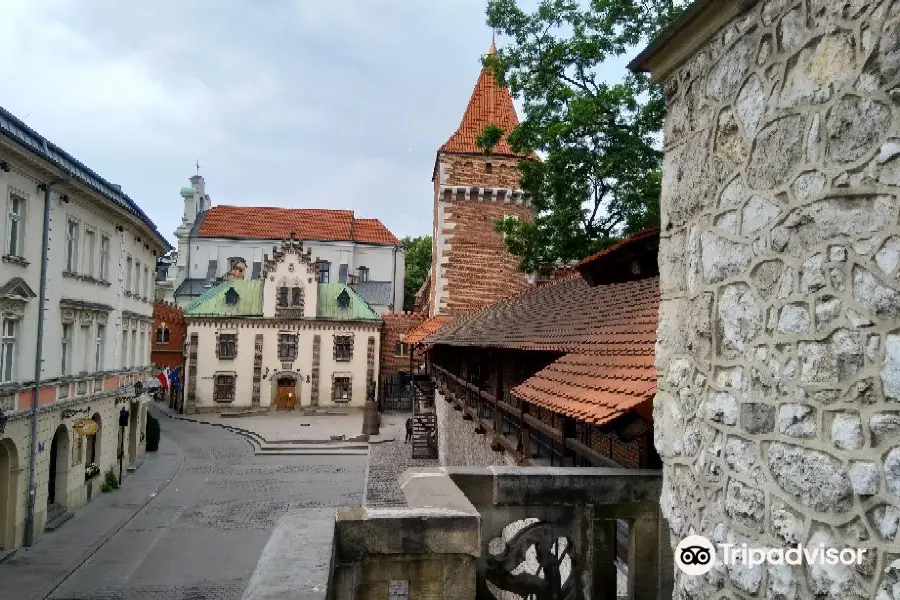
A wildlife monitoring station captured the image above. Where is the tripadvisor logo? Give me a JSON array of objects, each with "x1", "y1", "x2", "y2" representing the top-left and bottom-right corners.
[{"x1": 675, "y1": 535, "x2": 868, "y2": 576}]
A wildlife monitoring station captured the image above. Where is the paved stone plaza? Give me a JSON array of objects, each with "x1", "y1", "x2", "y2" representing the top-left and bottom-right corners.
[{"x1": 0, "y1": 407, "x2": 366, "y2": 600}]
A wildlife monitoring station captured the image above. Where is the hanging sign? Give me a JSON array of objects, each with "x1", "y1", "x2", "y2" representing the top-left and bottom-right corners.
[{"x1": 73, "y1": 418, "x2": 99, "y2": 436}]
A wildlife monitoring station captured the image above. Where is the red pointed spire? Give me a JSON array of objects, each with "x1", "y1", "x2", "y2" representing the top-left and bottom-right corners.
[{"x1": 439, "y1": 41, "x2": 524, "y2": 157}]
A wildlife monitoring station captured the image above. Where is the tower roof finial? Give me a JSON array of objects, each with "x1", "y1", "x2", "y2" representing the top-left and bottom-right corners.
[
  {"x1": 490, "y1": 28, "x2": 496, "y2": 54},
  {"x1": 196, "y1": 159, "x2": 200, "y2": 176}
]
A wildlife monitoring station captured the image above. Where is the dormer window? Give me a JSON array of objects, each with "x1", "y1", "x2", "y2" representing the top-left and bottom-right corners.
[
  {"x1": 337, "y1": 289, "x2": 351, "y2": 309},
  {"x1": 317, "y1": 261, "x2": 330, "y2": 283},
  {"x1": 278, "y1": 287, "x2": 289, "y2": 307},
  {"x1": 291, "y1": 287, "x2": 303, "y2": 307},
  {"x1": 358, "y1": 266, "x2": 369, "y2": 282},
  {"x1": 225, "y1": 287, "x2": 239, "y2": 306}
]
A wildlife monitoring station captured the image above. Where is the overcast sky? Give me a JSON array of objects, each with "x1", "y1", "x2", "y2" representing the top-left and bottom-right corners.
[{"x1": 0, "y1": 1, "x2": 633, "y2": 246}]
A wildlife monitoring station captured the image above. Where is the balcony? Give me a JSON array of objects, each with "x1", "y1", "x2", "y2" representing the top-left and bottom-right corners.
[{"x1": 244, "y1": 467, "x2": 670, "y2": 599}]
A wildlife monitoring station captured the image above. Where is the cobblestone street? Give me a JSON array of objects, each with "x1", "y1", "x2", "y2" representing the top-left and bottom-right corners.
[
  {"x1": 364, "y1": 414, "x2": 438, "y2": 508},
  {"x1": 0, "y1": 407, "x2": 366, "y2": 600}
]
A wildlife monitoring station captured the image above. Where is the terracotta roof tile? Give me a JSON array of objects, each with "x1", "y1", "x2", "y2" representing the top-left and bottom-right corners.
[
  {"x1": 577, "y1": 228, "x2": 661, "y2": 269},
  {"x1": 424, "y1": 272, "x2": 660, "y2": 425},
  {"x1": 423, "y1": 276, "x2": 659, "y2": 355},
  {"x1": 439, "y1": 45, "x2": 526, "y2": 158},
  {"x1": 196, "y1": 206, "x2": 400, "y2": 246},
  {"x1": 406, "y1": 316, "x2": 454, "y2": 346},
  {"x1": 513, "y1": 353, "x2": 656, "y2": 425}
]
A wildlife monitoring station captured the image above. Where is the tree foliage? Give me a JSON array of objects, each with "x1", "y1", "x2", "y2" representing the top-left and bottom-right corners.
[
  {"x1": 402, "y1": 235, "x2": 432, "y2": 311},
  {"x1": 485, "y1": 0, "x2": 685, "y2": 271}
]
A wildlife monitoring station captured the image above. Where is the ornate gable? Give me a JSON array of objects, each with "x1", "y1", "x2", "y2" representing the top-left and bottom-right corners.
[
  {"x1": 0, "y1": 277, "x2": 36, "y2": 318},
  {"x1": 262, "y1": 233, "x2": 319, "y2": 319},
  {"x1": 262, "y1": 233, "x2": 317, "y2": 280}
]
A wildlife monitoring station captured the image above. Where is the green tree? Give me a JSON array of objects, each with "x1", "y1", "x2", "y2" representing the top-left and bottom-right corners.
[
  {"x1": 485, "y1": 0, "x2": 685, "y2": 272},
  {"x1": 402, "y1": 235, "x2": 432, "y2": 311}
]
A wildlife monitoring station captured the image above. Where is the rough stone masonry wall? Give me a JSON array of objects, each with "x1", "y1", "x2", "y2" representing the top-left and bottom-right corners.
[{"x1": 654, "y1": 2, "x2": 900, "y2": 598}]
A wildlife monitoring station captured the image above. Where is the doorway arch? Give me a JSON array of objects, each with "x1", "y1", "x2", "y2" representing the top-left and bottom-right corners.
[
  {"x1": 47, "y1": 425, "x2": 70, "y2": 508},
  {"x1": 128, "y1": 401, "x2": 138, "y2": 464},
  {"x1": 270, "y1": 372, "x2": 301, "y2": 410},
  {"x1": 85, "y1": 413, "x2": 102, "y2": 501},
  {"x1": 0, "y1": 438, "x2": 19, "y2": 550}
]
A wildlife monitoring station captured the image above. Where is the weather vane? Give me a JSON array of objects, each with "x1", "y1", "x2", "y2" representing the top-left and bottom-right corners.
[{"x1": 196, "y1": 159, "x2": 200, "y2": 175}]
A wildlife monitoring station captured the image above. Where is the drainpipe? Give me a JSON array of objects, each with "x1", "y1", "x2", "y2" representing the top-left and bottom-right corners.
[
  {"x1": 24, "y1": 175, "x2": 68, "y2": 547},
  {"x1": 391, "y1": 246, "x2": 398, "y2": 312}
]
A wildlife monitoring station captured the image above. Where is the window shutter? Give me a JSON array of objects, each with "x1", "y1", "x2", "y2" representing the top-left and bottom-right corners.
[
  {"x1": 215, "y1": 332, "x2": 220, "y2": 359},
  {"x1": 338, "y1": 264, "x2": 348, "y2": 283}
]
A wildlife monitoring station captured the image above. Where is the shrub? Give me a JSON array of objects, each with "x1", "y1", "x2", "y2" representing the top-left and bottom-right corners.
[
  {"x1": 100, "y1": 468, "x2": 119, "y2": 493},
  {"x1": 146, "y1": 413, "x2": 161, "y2": 452}
]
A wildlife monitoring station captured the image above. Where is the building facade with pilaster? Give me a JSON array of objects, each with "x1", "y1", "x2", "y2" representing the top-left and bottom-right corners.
[{"x1": 0, "y1": 105, "x2": 169, "y2": 552}]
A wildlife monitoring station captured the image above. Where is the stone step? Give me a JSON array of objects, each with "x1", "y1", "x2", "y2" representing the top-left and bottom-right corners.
[
  {"x1": 259, "y1": 443, "x2": 369, "y2": 451},
  {"x1": 44, "y1": 506, "x2": 74, "y2": 531},
  {"x1": 255, "y1": 448, "x2": 369, "y2": 456}
]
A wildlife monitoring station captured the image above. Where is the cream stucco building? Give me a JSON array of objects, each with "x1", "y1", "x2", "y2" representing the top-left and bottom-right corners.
[
  {"x1": 157, "y1": 174, "x2": 405, "y2": 315},
  {"x1": 0, "y1": 105, "x2": 168, "y2": 552},
  {"x1": 183, "y1": 236, "x2": 381, "y2": 413}
]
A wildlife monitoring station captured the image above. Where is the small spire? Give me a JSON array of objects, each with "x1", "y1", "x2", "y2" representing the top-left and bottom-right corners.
[
  {"x1": 489, "y1": 28, "x2": 496, "y2": 54},
  {"x1": 195, "y1": 159, "x2": 201, "y2": 176}
]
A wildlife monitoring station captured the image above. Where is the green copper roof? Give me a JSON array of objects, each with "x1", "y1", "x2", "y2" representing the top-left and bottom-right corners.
[
  {"x1": 316, "y1": 283, "x2": 381, "y2": 321},
  {"x1": 180, "y1": 186, "x2": 196, "y2": 196},
  {"x1": 184, "y1": 281, "x2": 380, "y2": 321},
  {"x1": 185, "y1": 280, "x2": 263, "y2": 317}
]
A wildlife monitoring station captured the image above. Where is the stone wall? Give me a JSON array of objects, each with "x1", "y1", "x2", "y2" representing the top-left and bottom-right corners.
[
  {"x1": 435, "y1": 390, "x2": 516, "y2": 467},
  {"x1": 654, "y1": 2, "x2": 900, "y2": 598}
]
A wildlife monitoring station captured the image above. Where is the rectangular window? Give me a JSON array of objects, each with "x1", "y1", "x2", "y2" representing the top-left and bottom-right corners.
[
  {"x1": 144, "y1": 266, "x2": 150, "y2": 299},
  {"x1": 317, "y1": 261, "x2": 330, "y2": 283},
  {"x1": 61, "y1": 323, "x2": 73, "y2": 375},
  {"x1": 99, "y1": 235, "x2": 110, "y2": 281},
  {"x1": 1, "y1": 319, "x2": 15, "y2": 382},
  {"x1": 121, "y1": 329, "x2": 128, "y2": 368},
  {"x1": 278, "y1": 287, "x2": 288, "y2": 307},
  {"x1": 139, "y1": 331, "x2": 146, "y2": 366},
  {"x1": 125, "y1": 257, "x2": 133, "y2": 292},
  {"x1": 334, "y1": 336, "x2": 352, "y2": 362},
  {"x1": 338, "y1": 263, "x2": 348, "y2": 283},
  {"x1": 214, "y1": 374, "x2": 235, "y2": 402},
  {"x1": 291, "y1": 287, "x2": 302, "y2": 306},
  {"x1": 80, "y1": 324, "x2": 91, "y2": 373},
  {"x1": 394, "y1": 341, "x2": 408, "y2": 357},
  {"x1": 65, "y1": 219, "x2": 79, "y2": 272},
  {"x1": 6, "y1": 195, "x2": 23, "y2": 257},
  {"x1": 135, "y1": 261, "x2": 142, "y2": 297},
  {"x1": 278, "y1": 334, "x2": 297, "y2": 361},
  {"x1": 84, "y1": 229, "x2": 96, "y2": 276},
  {"x1": 332, "y1": 377, "x2": 351, "y2": 402},
  {"x1": 218, "y1": 334, "x2": 237, "y2": 359},
  {"x1": 95, "y1": 324, "x2": 105, "y2": 372},
  {"x1": 130, "y1": 329, "x2": 137, "y2": 367}
]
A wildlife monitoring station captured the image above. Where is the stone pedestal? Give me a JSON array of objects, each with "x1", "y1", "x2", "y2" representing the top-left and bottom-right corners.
[{"x1": 362, "y1": 402, "x2": 379, "y2": 436}]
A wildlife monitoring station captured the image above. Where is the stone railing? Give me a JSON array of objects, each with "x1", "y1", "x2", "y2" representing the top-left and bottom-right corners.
[{"x1": 328, "y1": 467, "x2": 671, "y2": 600}]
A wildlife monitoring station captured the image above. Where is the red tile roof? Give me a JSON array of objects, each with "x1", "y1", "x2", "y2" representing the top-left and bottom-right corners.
[
  {"x1": 424, "y1": 275, "x2": 659, "y2": 425},
  {"x1": 406, "y1": 316, "x2": 454, "y2": 346},
  {"x1": 439, "y1": 44, "x2": 527, "y2": 157},
  {"x1": 196, "y1": 206, "x2": 401, "y2": 246},
  {"x1": 577, "y1": 228, "x2": 661, "y2": 268},
  {"x1": 424, "y1": 276, "x2": 659, "y2": 354},
  {"x1": 513, "y1": 353, "x2": 656, "y2": 426}
]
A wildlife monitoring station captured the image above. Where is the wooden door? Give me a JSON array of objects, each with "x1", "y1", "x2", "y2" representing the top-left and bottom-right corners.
[{"x1": 275, "y1": 378, "x2": 296, "y2": 410}]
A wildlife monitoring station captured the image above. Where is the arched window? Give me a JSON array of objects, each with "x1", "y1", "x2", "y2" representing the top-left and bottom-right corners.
[
  {"x1": 156, "y1": 328, "x2": 163, "y2": 343},
  {"x1": 291, "y1": 287, "x2": 303, "y2": 306},
  {"x1": 278, "y1": 287, "x2": 289, "y2": 307},
  {"x1": 163, "y1": 329, "x2": 170, "y2": 343},
  {"x1": 358, "y1": 266, "x2": 369, "y2": 282}
]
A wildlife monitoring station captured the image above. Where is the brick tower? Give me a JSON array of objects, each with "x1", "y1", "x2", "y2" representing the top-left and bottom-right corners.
[{"x1": 428, "y1": 41, "x2": 533, "y2": 316}]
